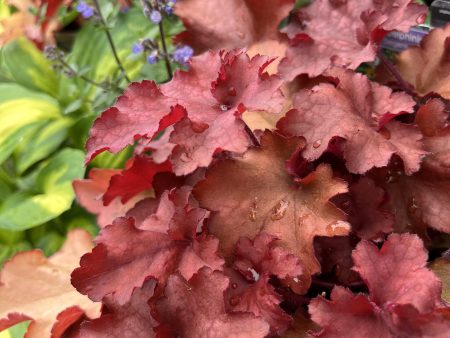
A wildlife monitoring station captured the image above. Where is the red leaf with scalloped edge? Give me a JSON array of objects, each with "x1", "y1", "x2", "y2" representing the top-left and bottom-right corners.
[
  {"x1": 309, "y1": 286, "x2": 390, "y2": 338},
  {"x1": 102, "y1": 156, "x2": 172, "y2": 206},
  {"x1": 86, "y1": 50, "x2": 284, "y2": 176},
  {"x1": 154, "y1": 268, "x2": 270, "y2": 338},
  {"x1": 347, "y1": 177, "x2": 394, "y2": 239},
  {"x1": 313, "y1": 236, "x2": 360, "y2": 286},
  {"x1": 309, "y1": 234, "x2": 450, "y2": 337},
  {"x1": 277, "y1": 68, "x2": 424, "y2": 174},
  {"x1": 174, "y1": 0, "x2": 294, "y2": 53},
  {"x1": 73, "y1": 169, "x2": 149, "y2": 228},
  {"x1": 194, "y1": 131, "x2": 349, "y2": 293},
  {"x1": 85, "y1": 81, "x2": 184, "y2": 163},
  {"x1": 379, "y1": 100, "x2": 450, "y2": 234},
  {"x1": 353, "y1": 233, "x2": 442, "y2": 313},
  {"x1": 279, "y1": 0, "x2": 426, "y2": 80},
  {"x1": 234, "y1": 233, "x2": 303, "y2": 281},
  {"x1": 225, "y1": 269, "x2": 292, "y2": 335},
  {"x1": 79, "y1": 280, "x2": 157, "y2": 338},
  {"x1": 71, "y1": 216, "x2": 223, "y2": 305}
]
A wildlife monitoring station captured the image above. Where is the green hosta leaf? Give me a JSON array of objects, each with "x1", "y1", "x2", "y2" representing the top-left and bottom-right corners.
[
  {"x1": 1, "y1": 38, "x2": 57, "y2": 96},
  {"x1": 4, "y1": 322, "x2": 29, "y2": 338},
  {"x1": 15, "y1": 118, "x2": 73, "y2": 174},
  {"x1": 0, "y1": 83, "x2": 60, "y2": 159},
  {"x1": 0, "y1": 122, "x2": 44, "y2": 166},
  {"x1": 0, "y1": 149, "x2": 85, "y2": 231}
]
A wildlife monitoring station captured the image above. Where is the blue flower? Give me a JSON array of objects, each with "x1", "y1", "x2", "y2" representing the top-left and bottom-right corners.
[
  {"x1": 150, "y1": 10, "x2": 162, "y2": 24},
  {"x1": 132, "y1": 42, "x2": 144, "y2": 54},
  {"x1": 76, "y1": 1, "x2": 94, "y2": 19},
  {"x1": 164, "y1": 5, "x2": 173, "y2": 15},
  {"x1": 172, "y1": 45, "x2": 194, "y2": 64},
  {"x1": 147, "y1": 52, "x2": 159, "y2": 64}
]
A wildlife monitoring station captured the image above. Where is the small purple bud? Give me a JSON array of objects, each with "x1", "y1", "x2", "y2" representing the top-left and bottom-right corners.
[
  {"x1": 132, "y1": 42, "x2": 144, "y2": 54},
  {"x1": 172, "y1": 45, "x2": 194, "y2": 64},
  {"x1": 147, "y1": 53, "x2": 159, "y2": 64},
  {"x1": 150, "y1": 10, "x2": 162, "y2": 24},
  {"x1": 164, "y1": 5, "x2": 173, "y2": 15},
  {"x1": 76, "y1": 1, "x2": 94, "y2": 18}
]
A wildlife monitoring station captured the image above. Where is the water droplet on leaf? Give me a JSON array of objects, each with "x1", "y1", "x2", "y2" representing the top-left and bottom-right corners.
[
  {"x1": 313, "y1": 140, "x2": 322, "y2": 148},
  {"x1": 271, "y1": 199, "x2": 289, "y2": 220},
  {"x1": 220, "y1": 104, "x2": 230, "y2": 111},
  {"x1": 228, "y1": 87, "x2": 237, "y2": 96},
  {"x1": 407, "y1": 197, "x2": 418, "y2": 215}
]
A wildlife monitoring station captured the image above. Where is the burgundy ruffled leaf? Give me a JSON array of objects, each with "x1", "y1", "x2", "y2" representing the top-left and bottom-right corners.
[
  {"x1": 309, "y1": 286, "x2": 390, "y2": 338},
  {"x1": 72, "y1": 190, "x2": 223, "y2": 305},
  {"x1": 174, "y1": 0, "x2": 294, "y2": 53},
  {"x1": 86, "y1": 50, "x2": 284, "y2": 176},
  {"x1": 347, "y1": 177, "x2": 394, "y2": 239},
  {"x1": 353, "y1": 233, "x2": 442, "y2": 313},
  {"x1": 309, "y1": 234, "x2": 450, "y2": 337},
  {"x1": 79, "y1": 280, "x2": 157, "y2": 338},
  {"x1": 379, "y1": 100, "x2": 450, "y2": 233},
  {"x1": 154, "y1": 268, "x2": 270, "y2": 338},
  {"x1": 234, "y1": 232, "x2": 303, "y2": 281},
  {"x1": 225, "y1": 269, "x2": 292, "y2": 335},
  {"x1": 194, "y1": 131, "x2": 350, "y2": 293},
  {"x1": 73, "y1": 169, "x2": 148, "y2": 228},
  {"x1": 313, "y1": 236, "x2": 360, "y2": 286},
  {"x1": 102, "y1": 156, "x2": 172, "y2": 206},
  {"x1": 279, "y1": 0, "x2": 427, "y2": 80},
  {"x1": 85, "y1": 81, "x2": 184, "y2": 163},
  {"x1": 277, "y1": 68, "x2": 424, "y2": 174}
]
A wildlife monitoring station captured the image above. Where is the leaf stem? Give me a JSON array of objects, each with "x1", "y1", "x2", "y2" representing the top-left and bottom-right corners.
[
  {"x1": 92, "y1": 0, "x2": 131, "y2": 83},
  {"x1": 245, "y1": 124, "x2": 261, "y2": 147},
  {"x1": 377, "y1": 51, "x2": 415, "y2": 97},
  {"x1": 59, "y1": 59, "x2": 121, "y2": 92},
  {"x1": 158, "y1": 21, "x2": 173, "y2": 80}
]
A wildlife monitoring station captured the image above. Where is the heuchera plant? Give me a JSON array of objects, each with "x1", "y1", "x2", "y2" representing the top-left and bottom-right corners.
[{"x1": 2, "y1": 0, "x2": 450, "y2": 337}]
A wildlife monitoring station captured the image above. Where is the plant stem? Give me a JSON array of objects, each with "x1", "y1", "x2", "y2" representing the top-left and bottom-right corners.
[
  {"x1": 59, "y1": 59, "x2": 121, "y2": 92},
  {"x1": 245, "y1": 125, "x2": 261, "y2": 147},
  {"x1": 158, "y1": 21, "x2": 173, "y2": 80},
  {"x1": 377, "y1": 51, "x2": 415, "y2": 97},
  {"x1": 92, "y1": 0, "x2": 131, "y2": 83}
]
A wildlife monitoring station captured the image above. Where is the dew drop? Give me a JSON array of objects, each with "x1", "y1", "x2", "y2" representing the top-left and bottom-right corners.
[
  {"x1": 248, "y1": 197, "x2": 258, "y2": 221},
  {"x1": 327, "y1": 220, "x2": 351, "y2": 233},
  {"x1": 407, "y1": 197, "x2": 418, "y2": 215},
  {"x1": 228, "y1": 86, "x2": 237, "y2": 96},
  {"x1": 232, "y1": 283, "x2": 238, "y2": 289},
  {"x1": 313, "y1": 140, "x2": 322, "y2": 148},
  {"x1": 271, "y1": 199, "x2": 289, "y2": 221},
  {"x1": 220, "y1": 104, "x2": 230, "y2": 111},
  {"x1": 248, "y1": 267, "x2": 260, "y2": 281},
  {"x1": 229, "y1": 296, "x2": 241, "y2": 306}
]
